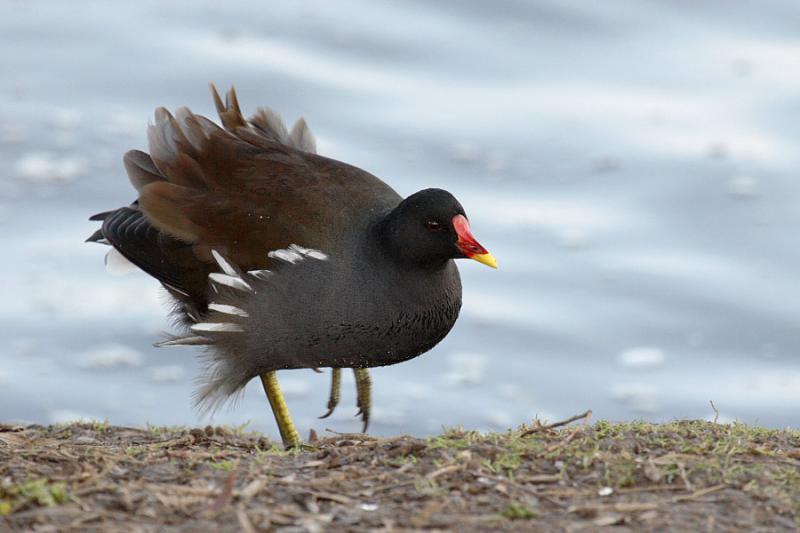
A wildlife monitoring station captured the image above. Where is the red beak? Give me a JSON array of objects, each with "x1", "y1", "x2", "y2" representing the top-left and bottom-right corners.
[{"x1": 452, "y1": 215, "x2": 498, "y2": 268}]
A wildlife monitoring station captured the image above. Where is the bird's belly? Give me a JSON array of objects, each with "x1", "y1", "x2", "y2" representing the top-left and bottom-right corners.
[{"x1": 300, "y1": 299, "x2": 462, "y2": 369}]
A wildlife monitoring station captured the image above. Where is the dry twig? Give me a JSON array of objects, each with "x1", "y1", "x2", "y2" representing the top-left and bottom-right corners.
[
  {"x1": 521, "y1": 409, "x2": 593, "y2": 437},
  {"x1": 544, "y1": 410, "x2": 593, "y2": 452},
  {"x1": 208, "y1": 471, "x2": 237, "y2": 514}
]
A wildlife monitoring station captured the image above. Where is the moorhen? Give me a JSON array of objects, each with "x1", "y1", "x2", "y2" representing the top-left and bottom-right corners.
[{"x1": 87, "y1": 86, "x2": 497, "y2": 448}]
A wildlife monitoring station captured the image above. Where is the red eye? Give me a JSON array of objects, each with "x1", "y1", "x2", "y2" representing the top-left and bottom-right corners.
[{"x1": 425, "y1": 220, "x2": 442, "y2": 231}]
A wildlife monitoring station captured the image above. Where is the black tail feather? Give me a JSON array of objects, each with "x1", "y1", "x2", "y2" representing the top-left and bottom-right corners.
[
  {"x1": 89, "y1": 210, "x2": 115, "y2": 221},
  {"x1": 85, "y1": 228, "x2": 107, "y2": 243}
]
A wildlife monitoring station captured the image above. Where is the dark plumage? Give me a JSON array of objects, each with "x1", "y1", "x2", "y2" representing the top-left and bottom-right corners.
[{"x1": 88, "y1": 85, "x2": 496, "y2": 447}]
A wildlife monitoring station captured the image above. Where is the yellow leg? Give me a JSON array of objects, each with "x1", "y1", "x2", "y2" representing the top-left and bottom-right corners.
[
  {"x1": 353, "y1": 368, "x2": 372, "y2": 433},
  {"x1": 260, "y1": 371, "x2": 301, "y2": 449},
  {"x1": 319, "y1": 368, "x2": 341, "y2": 419}
]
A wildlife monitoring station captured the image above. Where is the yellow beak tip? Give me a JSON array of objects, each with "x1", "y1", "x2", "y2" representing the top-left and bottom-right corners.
[{"x1": 471, "y1": 253, "x2": 498, "y2": 269}]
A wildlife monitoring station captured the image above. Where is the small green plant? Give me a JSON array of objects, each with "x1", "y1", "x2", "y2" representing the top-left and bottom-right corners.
[
  {"x1": 390, "y1": 454, "x2": 418, "y2": 467},
  {"x1": 125, "y1": 445, "x2": 146, "y2": 456},
  {"x1": 231, "y1": 420, "x2": 253, "y2": 437},
  {"x1": 91, "y1": 419, "x2": 111, "y2": 432},
  {"x1": 414, "y1": 477, "x2": 445, "y2": 497},
  {"x1": 209, "y1": 460, "x2": 236, "y2": 471},
  {"x1": 482, "y1": 452, "x2": 522, "y2": 475},
  {"x1": 146, "y1": 424, "x2": 173, "y2": 437},
  {"x1": 427, "y1": 427, "x2": 481, "y2": 451},
  {"x1": 0, "y1": 478, "x2": 70, "y2": 514},
  {"x1": 503, "y1": 502, "x2": 537, "y2": 519}
]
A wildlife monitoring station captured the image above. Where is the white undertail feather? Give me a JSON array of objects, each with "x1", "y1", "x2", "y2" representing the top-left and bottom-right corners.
[
  {"x1": 208, "y1": 273, "x2": 253, "y2": 292},
  {"x1": 208, "y1": 303, "x2": 249, "y2": 317},
  {"x1": 191, "y1": 322, "x2": 244, "y2": 333},
  {"x1": 105, "y1": 247, "x2": 140, "y2": 276}
]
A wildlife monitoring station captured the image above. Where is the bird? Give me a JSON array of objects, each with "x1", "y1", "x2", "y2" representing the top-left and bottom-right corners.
[{"x1": 87, "y1": 85, "x2": 497, "y2": 448}]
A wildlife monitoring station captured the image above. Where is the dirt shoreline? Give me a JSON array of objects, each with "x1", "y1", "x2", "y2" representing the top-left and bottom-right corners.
[{"x1": 1, "y1": 419, "x2": 798, "y2": 531}]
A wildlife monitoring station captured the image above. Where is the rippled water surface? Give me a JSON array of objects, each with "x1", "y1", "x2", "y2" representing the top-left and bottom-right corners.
[{"x1": 1, "y1": 0, "x2": 799, "y2": 438}]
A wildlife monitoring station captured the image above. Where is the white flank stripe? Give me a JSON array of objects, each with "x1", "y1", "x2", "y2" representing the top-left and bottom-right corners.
[
  {"x1": 211, "y1": 249, "x2": 239, "y2": 276},
  {"x1": 268, "y1": 249, "x2": 302, "y2": 263},
  {"x1": 248, "y1": 269, "x2": 272, "y2": 280},
  {"x1": 208, "y1": 303, "x2": 249, "y2": 317},
  {"x1": 191, "y1": 322, "x2": 244, "y2": 333},
  {"x1": 290, "y1": 244, "x2": 328, "y2": 260},
  {"x1": 209, "y1": 273, "x2": 253, "y2": 292}
]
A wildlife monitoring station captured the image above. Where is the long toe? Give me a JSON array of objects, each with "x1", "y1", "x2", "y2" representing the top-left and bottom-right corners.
[
  {"x1": 319, "y1": 368, "x2": 341, "y2": 419},
  {"x1": 353, "y1": 368, "x2": 372, "y2": 433}
]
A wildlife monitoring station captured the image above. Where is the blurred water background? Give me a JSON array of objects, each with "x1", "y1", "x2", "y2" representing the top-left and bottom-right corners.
[{"x1": 1, "y1": 0, "x2": 798, "y2": 439}]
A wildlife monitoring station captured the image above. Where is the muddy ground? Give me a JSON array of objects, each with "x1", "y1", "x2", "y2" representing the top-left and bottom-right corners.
[{"x1": 1, "y1": 418, "x2": 798, "y2": 532}]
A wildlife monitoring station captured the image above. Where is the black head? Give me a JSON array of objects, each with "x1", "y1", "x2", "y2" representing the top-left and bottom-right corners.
[{"x1": 382, "y1": 188, "x2": 496, "y2": 269}]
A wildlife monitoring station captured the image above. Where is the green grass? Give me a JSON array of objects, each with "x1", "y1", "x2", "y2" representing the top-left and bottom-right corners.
[
  {"x1": 421, "y1": 419, "x2": 800, "y2": 509},
  {"x1": 502, "y1": 502, "x2": 538, "y2": 519},
  {"x1": 0, "y1": 479, "x2": 70, "y2": 515},
  {"x1": 2, "y1": 418, "x2": 796, "y2": 527},
  {"x1": 208, "y1": 460, "x2": 236, "y2": 471}
]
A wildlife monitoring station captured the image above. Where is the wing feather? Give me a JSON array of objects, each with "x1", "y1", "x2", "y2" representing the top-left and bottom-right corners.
[
  {"x1": 289, "y1": 118, "x2": 317, "y2": 153},
  {"x1": 111, "y1": 85, "x2": 399, "y2": 291},
  {"x1": 123, "y1": 150, "x2": 165, "y2": 193}
]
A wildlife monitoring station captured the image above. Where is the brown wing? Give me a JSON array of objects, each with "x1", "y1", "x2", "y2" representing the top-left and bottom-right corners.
[{"x1": 128, "y1": 85, "x2": 398, "y2": 302}]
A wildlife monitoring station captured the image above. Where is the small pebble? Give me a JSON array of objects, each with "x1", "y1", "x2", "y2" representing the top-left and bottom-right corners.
[{"x1": 598, "y1": 486, "x2": 614, "y2": 497}]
